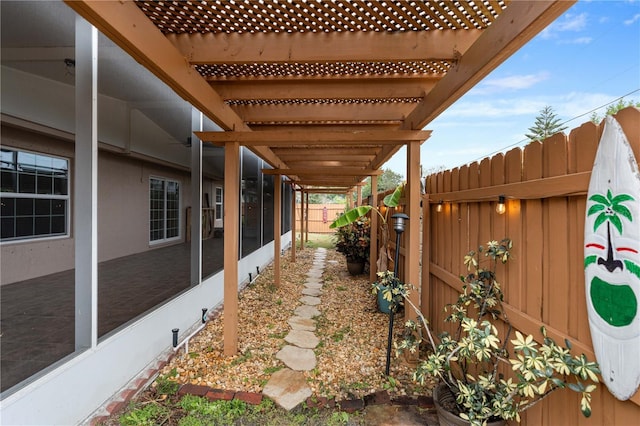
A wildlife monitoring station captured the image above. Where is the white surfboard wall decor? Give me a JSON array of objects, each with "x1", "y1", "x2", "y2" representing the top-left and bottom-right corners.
[{"x1": 584, "y1": 115, "x2": 640, "y2": 401}]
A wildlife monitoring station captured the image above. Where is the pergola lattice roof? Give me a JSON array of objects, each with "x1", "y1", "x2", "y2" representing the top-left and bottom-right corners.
[{"x1": 67, "y1": 0, "x2": 573, "y2": 190}]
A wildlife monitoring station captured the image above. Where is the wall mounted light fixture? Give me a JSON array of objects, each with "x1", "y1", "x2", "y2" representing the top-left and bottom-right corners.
[
  {"x1": 436, "y1": 200, "x2": 443, "y2": 213},
  {"x1": 496, "y1": 195, "x2": 506, "y2": 215}
]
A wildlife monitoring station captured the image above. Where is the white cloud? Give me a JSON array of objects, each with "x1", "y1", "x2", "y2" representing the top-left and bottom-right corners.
[
  {"x1": 624, "y1": 13, "x2": 640, "y2": 25},
  {"x1": 558, "y1": 36, "x2": 593, "y2": 45},
  {"x1": 473, "y1": 73, "x2": 549, "y2": 94},
  {"x1": 541, "y1": 12, "x2": 588, "y2": 40}
]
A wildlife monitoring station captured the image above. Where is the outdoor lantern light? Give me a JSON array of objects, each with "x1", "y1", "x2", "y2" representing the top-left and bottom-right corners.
[
  {"x1": 385, "y1": 213, "x2": 410, "y2": 375},
  {"x1": 392, "y1": 213, "x2": 409, "y2": 233},
  {"x1": 496, "y1": 195, "x2": 506, "y2": 215},
  {"x1": 436, "y1": 200, "x2": 443, "y2": 213}
]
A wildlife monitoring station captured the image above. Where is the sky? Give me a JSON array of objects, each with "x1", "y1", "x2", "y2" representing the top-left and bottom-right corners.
[{"x1": 384, "y1": 0, "x2": 640, "y2": 177}]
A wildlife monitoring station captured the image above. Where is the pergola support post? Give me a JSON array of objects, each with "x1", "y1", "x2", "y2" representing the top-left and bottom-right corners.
[
  {"x1": 223, "y1": 141, "x2": 240, "y2": 356},
  {"x1": 305, "y1": 191, "x2": 310, "y2": 244},
  {"x1": 291, "y1": 186, "x2": 297, "y2": 263},
  {"x1": 369, "y1": 175, "x2": 378, "y2": 284},
  {"x1": 405, "y1": 140, "x2": 421, "y2": 321},
  {"x1": 421, "y1": 193, "x2": 431, "y2": 320},
  {"x1": 274, "y1": 175, "x2": 282, "y2": 286}
]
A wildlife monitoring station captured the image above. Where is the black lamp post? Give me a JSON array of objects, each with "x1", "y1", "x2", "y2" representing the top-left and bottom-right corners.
[{"x1": 385, "y1": 212, "x2": 409, "y2": 375}]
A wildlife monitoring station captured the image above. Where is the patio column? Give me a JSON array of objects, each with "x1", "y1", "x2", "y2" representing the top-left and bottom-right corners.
[
  {"x1": 347, "y1": 191, "x2": 353, "y2": 209},
  {"x1": 356, "y1": 185, "x2": 362, "y2": 207},
  {"x1": 274, "y1": 175, "x2": 281, "y2": 286},
  {"x1": 223, "y1": 141, "x2": 240, "y2": 356},
  {"x1": 405, "y1": 140, "x2": 421, "y2": 321},
  {"x1": 369, "y1": 175, "x2": 378, "y2": 284},
  {"x1": 299, "y1": 190, "x2": 305, "y2": 251},
  {"x1": 305, "y1": 191, "x2": 310, "y2": 244},
  {"x1": 291, "y1": 186, "x2": 296, "y2": 263},
  {"x1": 190, "y1": 108, "x2": 203, "y2": 286},
  {"x1": 421, "y1": 192, "x2": 431, "y2": 319},
  {"x1": 74, "y1": 17, "x2": 98, "y2": 350}
]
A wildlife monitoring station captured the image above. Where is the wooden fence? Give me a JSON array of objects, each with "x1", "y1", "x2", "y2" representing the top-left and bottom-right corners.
[
  {"x1": 422, "y1": 107, "x2": 640, "y2": 424},
  {"x1": 295, "y1": 203, "x2": 346, "y2": 234}
]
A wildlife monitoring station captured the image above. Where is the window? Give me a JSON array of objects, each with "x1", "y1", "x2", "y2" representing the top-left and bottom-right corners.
[
  {"x1": 215, "y1": 187, "x2": 223, "y2": 221},
  {"x1": 149, "y1": 177, "x2": 180, "y2": 243},
  {"x1": 1, "y1": 148, "x2": 69, "y2": 242}
]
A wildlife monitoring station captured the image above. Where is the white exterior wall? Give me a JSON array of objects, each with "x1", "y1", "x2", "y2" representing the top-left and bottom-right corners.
[{"x1": 1, "y1": 67, "x2": 193, "y2": 284}]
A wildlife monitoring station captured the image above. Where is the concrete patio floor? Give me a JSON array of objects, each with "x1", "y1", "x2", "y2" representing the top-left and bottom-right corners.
[{"x1": 0, "y1": 238, "x2": 225, "y2": 394}]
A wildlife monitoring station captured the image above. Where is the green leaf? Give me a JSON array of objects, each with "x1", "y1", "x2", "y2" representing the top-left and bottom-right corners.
[
  {"x1": 587, "y1": 204, "x2": 605, "y2": 216},
  {"x1": 624, "y1": 260, "x2": 640, "y2": 280},
  {"x1": 588, "y1": 194, "x2": 609, "y2": 206},
  {"x1": 612, "y1": 203, "x2": 633, "y2": 222},
  {"x1": 329, "y1": 206, "x2": 372, "y2": 229},
  {"x1": 610, "y1": 214, "x2": 623, "y2": 235},
  {"x1": 592, "y1": 213, "x2": 607, "y2": 232},
  {"x1": 611, "y1": 193, "x2": 634, "y2": 204},
  {"x1": 383, "y1": 184, "x2": 403, "y2": 208},
  {"x1": 584, "y1": 255, "x2": 598, "y2": 268}
]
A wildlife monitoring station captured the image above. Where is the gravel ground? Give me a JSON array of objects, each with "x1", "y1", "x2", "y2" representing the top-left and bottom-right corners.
[{"x1": 155, "y1": 247, "x2": 434, "y2": 401}]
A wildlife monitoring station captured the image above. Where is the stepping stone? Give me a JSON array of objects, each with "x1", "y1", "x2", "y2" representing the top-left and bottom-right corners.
[
  {"x1": 276, "y1": 345, "x2": 317, "y2": 371},
  {"x1": 294, "y1": 305, "x2": 320, "y2": 318},
  {"x1": 304, "y1": 282, "x2": 322, "y2": 290},
  {"x1": 288, "y1": 316, "x2": 316, "y2": 332},
  {"x1": 263, "y1": 368, "x2": 312, "y2": 411},
  {"x1": 300, "y1": 295, "x2": 321, "y2": 306},
  {"x1": 305, "y1": 278, "x2": 323, "y2": 285},
  {"x1": 285, "y1": 329, "x2": 320, "y2": 348},
  {"x1": 302, "y1": 287, "x2": 322, "y2": 297}
]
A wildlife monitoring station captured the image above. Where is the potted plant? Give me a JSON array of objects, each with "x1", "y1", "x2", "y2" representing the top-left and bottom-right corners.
[
  {"x1": 331, "y1": 184, "x2": 404, "y2": 275},
  {"x1": 395, "y1": 239, "x2": 600, "y2": 426},
  {"x1": 334, "y1": 216, "x2": 371, "y2": 275},
  {"x1": 372, "y1": 270, "x2": 405, "y2": 314}
]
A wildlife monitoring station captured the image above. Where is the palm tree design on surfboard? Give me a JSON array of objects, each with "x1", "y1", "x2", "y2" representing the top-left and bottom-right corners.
[{"x1": 584, "y1": 115, "x2": 640, "y2": 401}]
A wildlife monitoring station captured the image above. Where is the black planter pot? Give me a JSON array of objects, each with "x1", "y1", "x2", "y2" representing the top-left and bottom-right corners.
[
  {"x1": 433, "y1": 383, "x2": 506, "y2": 426},
  {"x1": 346, "y1": 259, "x2": 365, "y2": 275}
]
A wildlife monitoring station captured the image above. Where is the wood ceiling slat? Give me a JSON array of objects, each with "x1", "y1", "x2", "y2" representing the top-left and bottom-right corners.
[
  {"x1": 229, "y1": 102, "x2": 417, "y2": 123},
  {"x1": 168, "y1": 28, "x2": 478, "y2": 64},
  {"x1": 384, "y1": 1, "x2": 425, "y2": 31},
  {"x1": 309, "y1": 1, "x2": 351, "y2": 31},
  {"x1": 136, "y1": 1, "x2": 505, "y2": 34},
  {"x1": 210, "y1": 79, "x2": 437, "y2": 101},
  {"x1": 344, "y1": 1, "x2": 387, "y2": 32}
]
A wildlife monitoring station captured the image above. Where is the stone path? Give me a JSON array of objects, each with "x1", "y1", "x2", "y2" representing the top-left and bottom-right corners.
[{"x1": 263, "y1": 248, "x2": 326, "y2": 410}]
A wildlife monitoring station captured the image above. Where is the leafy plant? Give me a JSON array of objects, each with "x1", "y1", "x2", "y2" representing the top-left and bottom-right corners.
[
  {"x1": 395, "y1": 239, "x2": 600, "y2": 426},
  {"x1": 155, "y1": 368, "x2": 180, "y2": 395},
  {"x1": 178, "y1": 395, "x2": 248, "y2": 425},
  {"x1": 372, "y1": 270, "x2": 405, "y2": 310},
  {"x1": 119, "y1": 402, "x2": 169, "y2": 426},
  {"x1": 333, "y1": 217, "x2": 371, "y2": 263},
  {"x1": 330, "y1": 184, "x2": 404, "y2": 272}
]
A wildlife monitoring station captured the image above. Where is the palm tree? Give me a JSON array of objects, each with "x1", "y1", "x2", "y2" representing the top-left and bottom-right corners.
[{"x1": 587, "y1": 189, "x2": 634, "y2": 272}]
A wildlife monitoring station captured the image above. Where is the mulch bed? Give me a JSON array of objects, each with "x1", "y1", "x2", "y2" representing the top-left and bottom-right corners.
[{"x1": 155, "y1": 247, "x2": 434, "y2": 401}]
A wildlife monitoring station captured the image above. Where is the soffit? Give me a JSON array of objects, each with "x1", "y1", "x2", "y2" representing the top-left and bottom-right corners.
[{"x1": 65, "y1": 0, "x2": 574, "y2": 191}]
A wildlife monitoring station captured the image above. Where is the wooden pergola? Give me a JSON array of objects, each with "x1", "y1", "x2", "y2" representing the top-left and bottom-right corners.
[{"x1": 66, "y1": 0, "x2": 574, "y2": 355}]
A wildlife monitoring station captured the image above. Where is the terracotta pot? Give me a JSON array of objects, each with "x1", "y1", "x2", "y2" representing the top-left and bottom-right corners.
[
  {"x1": 433, "y1": 383, "x2": 506, "y2": 426},
  {"x1": 346, "y1": 260, "x2": 365, "y2": 275}
]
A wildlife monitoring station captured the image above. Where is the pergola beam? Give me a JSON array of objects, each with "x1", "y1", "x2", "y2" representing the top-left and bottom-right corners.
[
  {"x1": 231, "y1": 102, "x2": 416, "y2": 123},
  {"x1": 211, "y1": 79, "x2": 437, "y2": 101},
  {"x1": 402, "y1": 0, "x2": 576, "y2": 130},
  {"x1": 263, "y1": 168, "x2": 382, "y2": 176},
  {"x1": 168, "y1": 30, "x2": 479, "y2": 64},
  {"x1": 197, "y1": 129, "x2": 432, "y2": 144}
]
